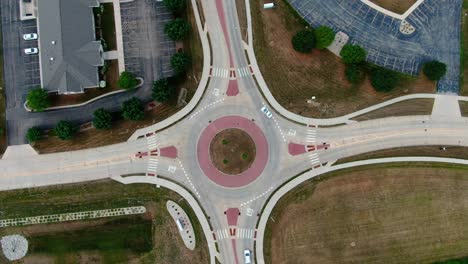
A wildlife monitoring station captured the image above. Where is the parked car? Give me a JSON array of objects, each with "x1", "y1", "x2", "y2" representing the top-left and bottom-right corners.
[
  {"x1": 243, "y1": 249, "x2": 251, "y2": 264},
  {"x1": 261, "y1": 106, "x2": 273, "y2": 118},
  {"x1": 24, "y1": 48, "x2": 38, "y2": 55},
  {"x1": 23, "y1": 33, "x2": 38, "y2": 40}
]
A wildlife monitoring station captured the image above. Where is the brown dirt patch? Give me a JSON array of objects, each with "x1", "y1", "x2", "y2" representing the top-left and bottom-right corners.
[
  {"x1": 210, "y1": 128, "x2": 256, "y2": 174},
  {"x1": 251, "y1": 0, "x2": 435, "y2": 118},
  {"x1": 369, "y1": 0, "x2": 417, "y2": 14},
  {"x1": 266, "y1": 164, "x2": 468, "y2": 264}
]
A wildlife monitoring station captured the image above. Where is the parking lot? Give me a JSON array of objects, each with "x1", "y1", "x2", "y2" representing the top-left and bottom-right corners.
[
  {"x1": 288, "y1": 0, "x2": 462, "y2": 93},
  {"x1": 120, "y1": 0, "x2": 175, "y2": 81},
  {"x1": 19, "y1": 19, "x2": 40, "y2": 90}
]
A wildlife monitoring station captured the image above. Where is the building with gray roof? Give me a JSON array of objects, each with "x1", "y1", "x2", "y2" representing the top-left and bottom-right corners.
[{"x1": 37, "y1": 0, "x2": 104, "y2": 94}]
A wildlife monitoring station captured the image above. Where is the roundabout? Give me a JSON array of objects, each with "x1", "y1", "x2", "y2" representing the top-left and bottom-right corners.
[{"x1": 197, "y1": 116, "x2": 269, "y2": 188}]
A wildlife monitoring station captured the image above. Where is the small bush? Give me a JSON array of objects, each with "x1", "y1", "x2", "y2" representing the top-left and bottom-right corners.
[
  {"x1": 118, "y1": 71, "x2": 138, "y2": 90},
  {"x1": 26, "y1": 127, "x2": 42, "y2": 143},
  {"x1": 122, "y1": 97, "x2": 145, "y2": 121},
  {"x1": 170, "y1": 52, "x2": 192, "y2": 75},
  {"x1": 345, "y1": 64, "x2": 365, "y2": 84},
  {"x1": 93, "y1": 108, "x2": 112, "y2": 130},
  {"x1": 27, "y1": 87, "x2": 50, "y2": 112},
  {"x1": 315, "y1": 26, "x2": 335, "y2": 49},
  {"x1": 165, "y1": 18, "x2": 190, "y2": 41},
  {"x1": 54, "y1": 121, "x2": 78, "y2": 141},
  {"x1": 423, "y1": 60, "x2": 447, "y2": 81},
  {"x1": 370, "y1": 67, "x2": 400, "y2": 92},
  {"x1": 292, "y1": 30, "x2": 316, "y2": 53},
  {"x1": 340, "y1": 44, "x2": 366, "y2": 64},
  {"x1": 152, "y1": 79, "x2": 174, "y2": 103},
  {"x1": 163, "y1": 0, "x2": 186, "y2": 14}
]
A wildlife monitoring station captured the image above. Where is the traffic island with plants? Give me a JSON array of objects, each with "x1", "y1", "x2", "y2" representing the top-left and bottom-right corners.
[
  {"x1": 209, "y1": 128, "x2": 256, "y2": 175},
  {"x1": 251, "y1": 0, "x2": 436, "y2": 118}
]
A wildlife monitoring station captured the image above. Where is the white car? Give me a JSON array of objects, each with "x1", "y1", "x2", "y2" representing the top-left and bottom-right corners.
[
  {"x1": 23, "y1": 33, "x2": 38, "y2": 40},
  {"x1": 243, "y1": 249, "x2": 251, "y2": 264},
  {"x1": 261, "y1": 106, "x2": 273, "y2": 118},
  {"x1": 24, "y1": 48, "x2": 38, "y2": 55}
]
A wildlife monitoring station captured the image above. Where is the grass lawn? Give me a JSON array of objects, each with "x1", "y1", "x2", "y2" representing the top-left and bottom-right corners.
[
  {"x1": 0, "y1": 180, "x2": 209, "y2": 263},
  {"x1": 336, "y1": 146, "x2": 468, "y2": 164},
  {"x1": 460, "y1": 101, "x2": 468, "y2": 117},
  {"x1": 351, "y1": 98, "x2": 434, "y2": 121},
  {"x1": 265, "y1": 163, "x2": 468, "y2": 264},
  {"x1": 251, "y1": 0, "x2": 435, "y2": 118},
  {"x1": 461, "y1": 1, "x2": 468, "y2": 95},
  {"x1": 369, "y1": 0, "x2": 417, "y2": 14}
]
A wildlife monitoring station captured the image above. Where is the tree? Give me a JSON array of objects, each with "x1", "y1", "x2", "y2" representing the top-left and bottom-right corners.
[
  {"x1": 26, "y1": 127, "x2": 42, "y2": 143},
  {"x1": 118, "y1": 71, "x2": 138, "y2": 90},
  {"x1": 93, "y1": 108, "x2": 112, "y2": 130},
  {"x1": 122, "y1": 97, "x2": 145, "y2": 121},
  {"x1": 163, "y1": 0, "x2": 186, "y2": 15},
  {"x1": 54, "y1": 121, "x2": 78, "y2": 140},
  {"x1": 171, "y1": 52, "x2": 192, "y2": 75},
  {"x1": 27, "y1": 87, "x2": 49, "y2": 112},
  {"x1": 291, "y1": 30, "x2": 316, "y2": 53},
  {"x1": 423, "y1": 61, "x2": 447, "y2": 81},
  {"x1": 370, "y1": 67, "x2": 400, "y2": 92},
  {"x1": 340, "y1": 44, "x2": 366, "y2": 64},
  {"x1": 152, "y1": 78, "x2": 174, "y2": 102},
  {"x1": 165, "y1": 18, "x2": 190, "y2": 41},
  {"x1": 315, "y1": 26, "x2": 335, "y2": 49},
  {"x1": 345, "y1": 64, "x2": 365, "y2": 84}
]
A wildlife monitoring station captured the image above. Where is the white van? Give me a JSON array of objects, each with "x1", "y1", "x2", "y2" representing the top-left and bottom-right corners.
[{"x1": 243, "y1": 249, "x2": 251, "y2": 264}]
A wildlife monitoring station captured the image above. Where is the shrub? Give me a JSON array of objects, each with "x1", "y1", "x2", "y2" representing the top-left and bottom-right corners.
[
  {"x1": 292, "y1": 30, "x2": 316, "y2": 53},
  {"x1": 315, "y1": 26, "x2": 335, "y2": 49},
  {"x1": 165, "y1": 18, "x2": 190, "y2": 41},
  {"x1": 345, "y1": 64, "x2": 365, "y2": 84},
  {"x1": 370, "y1": 67, "x2": 400, "y2": 92},
  {"x1": 163, "y1": 0, "x2": 186, "y2": 14},
  {"x1": 27, "y1": 87, "x2": 49, "y2": 112},
  {"x1": 423, "y1": 61, "x2": 447, "y2": 81},
  {"x1": 170, "y1": 52, "x2": 192, "y2": 75},
  {"x1": 152, "y1": 79, "x2": 174, "y2": 103},
  {"x1": 26, "y1": 127, "x2": 42, "y2": 143},
  {"x1": 340, "y1": 44, "x2": 366, "y2": 64},
  {"x1": 93, "y1": 108, "x2": 112, "y2": 130},
  {"x1": 54, "y1": 121, "x2": 78, "y2": 140},
  {"x1": 118, "y1": 71, "x2": 138, "y2": 90},
  {"x1": 122, "y1": 97, "x2": 145, "y2": 121}
]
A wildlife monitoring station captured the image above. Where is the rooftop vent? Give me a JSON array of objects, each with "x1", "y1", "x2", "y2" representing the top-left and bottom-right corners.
[
  {"x1": 50, "y1": 57, "x2": 54, "y2": 61},
  {"x1": 51, "y1": 41, "x2": 56, "y2": 45}
]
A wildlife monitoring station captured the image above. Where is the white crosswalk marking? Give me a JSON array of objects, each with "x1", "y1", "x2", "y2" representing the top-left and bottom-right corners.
[
  {"x1": 147, "y1": 158, "x2": 158, "y2": 173},
  {"x1": 215, "y1": 228, "x2": 255, "y2": 241},
  {"x1": 211, "y1": 67, "x2": 229, "y2": 78},
  {"x1": 237, "y1": 67, "x2": 251, "y2": 78},
  {"x1": 306, "y1": 129, "x2": 316, "y2": 143},
  {"x1": 309, "y1": 152, "x2": 320, "y2": 165},
  {"x1": 147, "y1": 135, "x2": 158, "y2": 150}
]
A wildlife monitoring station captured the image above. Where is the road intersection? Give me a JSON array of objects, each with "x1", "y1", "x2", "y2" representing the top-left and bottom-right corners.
[{"x1": 1, "y1": 0, "x2": 467, "y2": 263}]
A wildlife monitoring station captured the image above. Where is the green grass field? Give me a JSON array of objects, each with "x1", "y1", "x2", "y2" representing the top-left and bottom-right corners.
[{"x1": 265, "y1": 163, "x2": 468, "y2": 264}]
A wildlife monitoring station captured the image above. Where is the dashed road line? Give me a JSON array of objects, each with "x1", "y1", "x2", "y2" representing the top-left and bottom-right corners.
[
  {"x1": 189, "y1": 98, "x2": 225, "y2": 120},
  {"x1": 271, "y1": 116, "x2": 286, "y2": 143},
  {"x1": 240, "y1": 186, "x2": 275, "y2": 207},
  {"x1": 177, "y1": 159, "x2": 201, "y2": 198}
]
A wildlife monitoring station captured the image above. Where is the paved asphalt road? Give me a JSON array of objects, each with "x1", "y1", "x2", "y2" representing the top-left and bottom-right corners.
[{"x1": 0, "y1": 0, "x2": 467, "y2": 263}]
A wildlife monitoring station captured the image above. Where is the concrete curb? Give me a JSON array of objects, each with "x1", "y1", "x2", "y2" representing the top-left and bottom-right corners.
[
  {"x1": 255, "y1": 156, "x2": 468, "y2": 264},
  {"x1": 23, "y1": 77, "x2": 144, "y2": 112}
]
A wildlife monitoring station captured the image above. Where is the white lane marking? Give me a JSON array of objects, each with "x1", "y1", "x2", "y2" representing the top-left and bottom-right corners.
[
  {"x1": 168, "y1": 165, "x2": 177, "y2": 173},
  {"x1": 246, "y1": 208, "x2": 254, "y2": 216},
  {"x1": 288, "y1": 129, "x2": 296, "y2": 136},
  {"x1": 178, "y1": 159, "x2": 200, "y2": 198},
  {"x1": 240, "y1": 186, "x2": 275, "y2": 207},
  {"x1": 271, "y1": 116, "x2": 286, "y2": 143},
  {"x1": 213, "y1": 88, "x2": 220, "y2": 97},
  {"x1": 189, "y1": 98, "x2": 225, "y2": 120}
]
